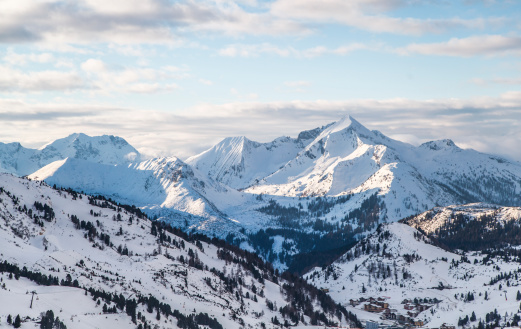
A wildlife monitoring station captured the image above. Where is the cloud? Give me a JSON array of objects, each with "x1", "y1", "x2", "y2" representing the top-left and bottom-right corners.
[
  {"x1": 219, "y1": 43, "x2": 294, "y2": 57},
  {"x1": 283, "y1": 80, "x2": 311, "y2": 93},
  {"x1": 1, "y1": 93, "x2": 520, "y2": 162},
  {"x1": 401, "y1": 35, "x2": 521, "y2": 56},
  {"x1": 0, "y1": 65, "x2": 85, "y2": 92},
  {"x1": 0, "y1": 0, "x2": 504, "y2": 47},
  {"x1": 80, "y1": 58, "x2": 185, "y2": 94},
  {"x1": 472, "y1": 77, "x2": 521, "y2": 85},
  {"x1": 284, "y1": 81, "x2": 311, "y2": 88},
  {"x1": 0, "y1": 0, "x2": 307, "y2": 46},
  {"x1": 3, "y1": 49, "x2": 55, "y2": 66},
  {"x1": 198, "y1": 79, "x2": 213, "y2": 85},
  {"x1": 0, "y1": 56, "x2": 186, "y2": 94},
  {"x1": 270, "y1": 0, "x2": 501, "y2": 35},
  {"x1": 218, "y1": 43, "x2": 372, "y2": 58}
]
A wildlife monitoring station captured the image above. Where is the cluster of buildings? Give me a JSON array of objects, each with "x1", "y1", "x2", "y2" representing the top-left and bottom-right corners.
[
  {"x1": 349, "y1": 297, "x2": 447, "y2": 329},
  {"x1": 363, "y1": 321, "x2": 455, "y2": 329}
]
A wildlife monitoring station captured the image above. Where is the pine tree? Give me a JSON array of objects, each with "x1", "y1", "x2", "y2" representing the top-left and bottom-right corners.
[
  {"x1": 517, "y1": 290, "x2": 521, "y2": 301},
  {"x1": 7, "y1": 314, "x2": 12, "y2": 324},
  {"x1": 471, "y1": 311, "x2": 477, "y2": 322},
  {"x1": 13, "y1": 314, "x2": 21, "y2": 328}
]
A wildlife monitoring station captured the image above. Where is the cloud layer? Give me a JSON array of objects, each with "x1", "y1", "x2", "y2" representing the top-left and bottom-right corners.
[
  {"x1": 0, "y1": 0, "x2": 507, "y2": 46},
  {"x1": 2, "y1": 94, "x2": 520, "y2": 162}
]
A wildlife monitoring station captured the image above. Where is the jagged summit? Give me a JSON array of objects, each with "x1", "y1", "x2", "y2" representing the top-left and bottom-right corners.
[
  {"x1": 186, "y1": 125, "x2": 330, "y2": 189},
  {"x1": 419, "y1": 138, "x2": 459, "y2": 151}
]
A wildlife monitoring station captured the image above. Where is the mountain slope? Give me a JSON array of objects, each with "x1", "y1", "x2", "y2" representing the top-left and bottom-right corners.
[
  {"x1": 28, "y1": 157, "x2": 249, "y2": 235},
  {"x1": 0, "y1": 133, "x2": 140, "y2": 176},
  {"x1": 243, "y1": 116, "x2": 521, "y2": 218},
  {"x1": 403, "y1": 203, "x2": 521, "y2": 251},
  {"x1": 0, "y1": 173, "x2": 357, "y2": 328},
  {"x1": 309, "y1": 220, "x2": 521, "y2": 328},
  {"x1": 186, "y1": 124, "x2": 332, "y2": 190}
]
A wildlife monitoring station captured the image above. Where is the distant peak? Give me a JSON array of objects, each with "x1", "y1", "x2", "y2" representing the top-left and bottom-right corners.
[
  {"x1": 348, "y1": 115, "x2": 363, "y2": 127},
  {"x1": 420, "y1": 139, "x2": 458, "y2": 151},
  {"x1": 325, "y1": 115, "x2": 371, "y2": 136}
]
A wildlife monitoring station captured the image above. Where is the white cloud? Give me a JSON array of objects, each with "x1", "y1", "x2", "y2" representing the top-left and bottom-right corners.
[
  {"x1": 401, "y1": 35, "x2": 521, "y2": 56},
  {"x1": 127, "y1": 83, "x2": 178, "y2": 94},
  {"x1": 198, "y1": 79, "x2": 213, "y2": 85},
  {"x1": 218, "y1": 43, "x2": 372, "y2": 58},
  {"x1": 81, "y1": 59, "x2": 107, "y2": 73},
  {"x1": 3, "y1": 50, "x2": 55, "y2": 66},
  {"x1": 284, "y1": 80, "x2": 311, "y2": 88},
  {"x1": 0, "y1": 66, "x2": 85, "y2": 92},
  {"x1": 270, "y1": 0, "x2": 501, "y2": 35},
  {"x1": 80, "y1": 58, "x2": 185, "y2": 94},
  {"x1": 219, "y1": 43, "x2": 294, "y2": 57},
  {"x1": 283, "y1": 80, "x2": 311, "y2": 93},
  {"x1": 0, "y1": 0, "x2": 503, "y2": 47},
  {"x1": 472, "y1": 77, "x2": 521, "y2": 85},
  {"x1": 0, "y1": 0, "x2": 307, "y2": 46}
]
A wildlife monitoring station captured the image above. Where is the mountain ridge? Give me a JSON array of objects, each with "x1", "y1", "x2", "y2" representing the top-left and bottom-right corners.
[
  {"x1": 10, "y1": 116, "x2": 521, "y2": 269},
  {"x1": 0, "y1": 133, "x2": 140, "y2": 176}
]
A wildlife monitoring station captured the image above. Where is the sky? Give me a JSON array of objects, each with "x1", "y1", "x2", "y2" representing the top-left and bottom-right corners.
[{"x1": 0, "y1": 0, "x2": 520, "y2": 161}]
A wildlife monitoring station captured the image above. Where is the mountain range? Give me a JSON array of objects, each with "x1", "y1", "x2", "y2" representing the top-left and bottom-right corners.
[
  {"x1": 20, "y1": 116, "x2": 521, "y2": 268},
  {"x1": 1, "y1": 116, "x2": 521, "y2": 328}
]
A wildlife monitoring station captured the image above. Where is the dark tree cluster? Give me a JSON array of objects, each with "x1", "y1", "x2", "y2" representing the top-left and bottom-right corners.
[
  {"x1": 33, "y1": 201, "x2": 56, "y2": 222},
  {"x1": 40, "y1": 310, "x2": 67, "y2": 329}
]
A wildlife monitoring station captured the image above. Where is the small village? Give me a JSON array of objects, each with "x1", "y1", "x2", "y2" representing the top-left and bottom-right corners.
[{"x1": 348, "y1": 296, "x2": 453, "y2": 329}]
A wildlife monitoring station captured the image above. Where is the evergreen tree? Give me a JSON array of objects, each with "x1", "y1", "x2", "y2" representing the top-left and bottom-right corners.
[
  {"x1": 470, "y1": 311, "x2": 477, "y2": 322},
  {"x1": 7, "y1": 314, "x2": 12, "y2": 324},
  {"x1": 13, "y1": 315, "x2": 21, "y2": 328}
]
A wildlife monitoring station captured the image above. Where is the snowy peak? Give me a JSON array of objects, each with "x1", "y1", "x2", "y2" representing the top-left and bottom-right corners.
[
  {"x1": 187, "y1": 130, "x2": 320, "y2": 190},
  {"x1": 39, "y1": 133, "x2": 140, "y2": 165},
  {"x1": 306, "y1": 116, "x2": 372, "y2": 150},
  {"x1": 0, "y1": 133, "x2": 140, "y2": 176},
  {"x1": 186, "y1": 136, "x2": 255, "y2": 186},
  {"x1": 419, "y1": 139, "x2": 459, "y2": 151}
]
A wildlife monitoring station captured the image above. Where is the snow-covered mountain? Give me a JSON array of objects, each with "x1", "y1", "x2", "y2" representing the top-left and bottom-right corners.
[
  {"x1": 404, "y1": 202, "x2": 521, "y2": 235},
  {"x1": 309, "y1": 218, "x2": 521, "y2": 328},
  {"x1": 403, "y1": 203, "x2": 521, "y2": 251},
  {"x1": 186, "y1": 124, "x2": 332, "y2": 190},
  {"x1": 227, "y1": 116, "x2": 521, "y2": 219},
  {"x1": 29, "y1": 156, "x2": 248, "y2": 234},
  {"x1": 0, "y1": 173, "x2": 356, "y2": 328},
  {"x1": 0, "y1": 133, "x2": 140, "y2": 176},
  {"x1": 22, "y1": 117, "x2": 521, "y2": 269}
]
